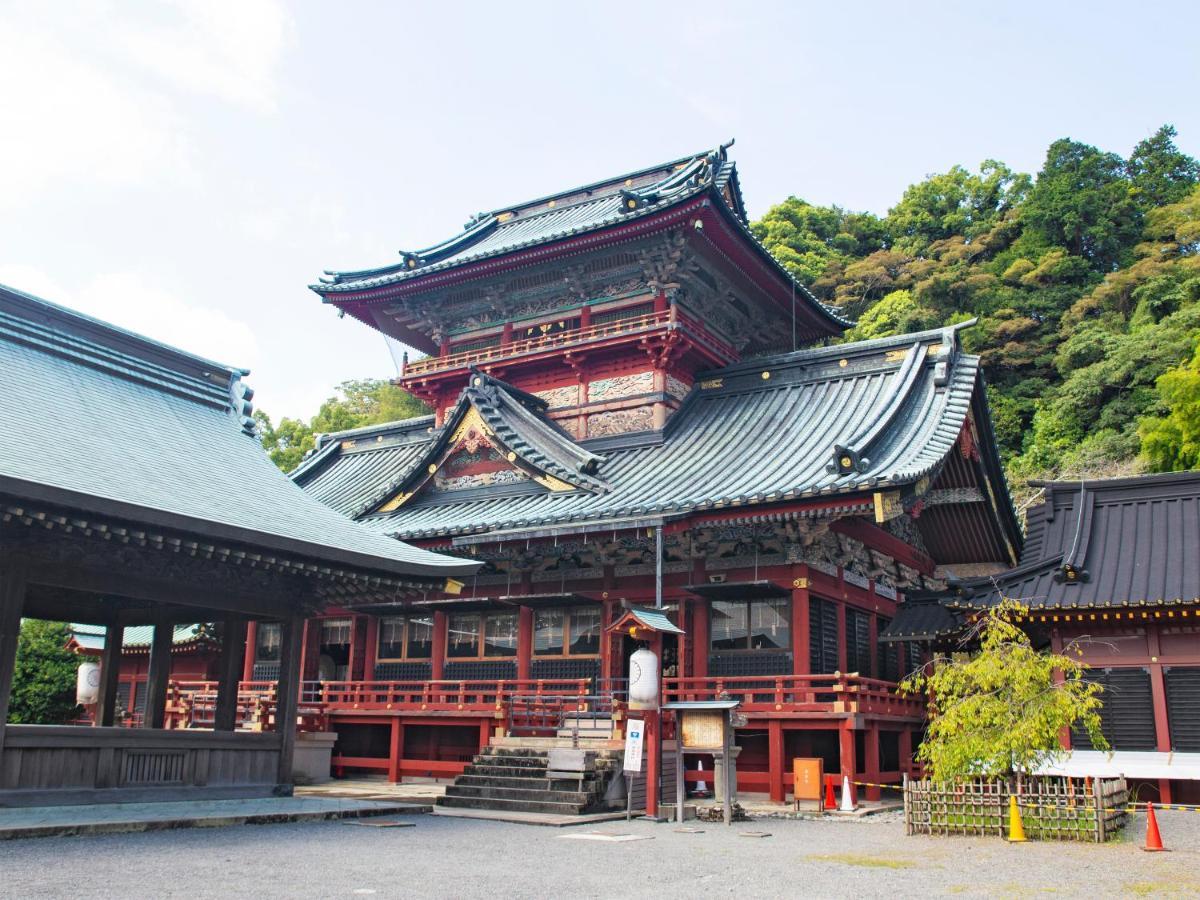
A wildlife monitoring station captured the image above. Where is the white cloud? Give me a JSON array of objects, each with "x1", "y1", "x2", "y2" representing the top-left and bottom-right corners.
[
  {"x1": 0, "y1": 265, "x2": 260, "y2": 373},
  {"x1": 0, "y1": 23, "x2": 192, "y2": 208},
  {"x1": 0, "y1": 1, "x2": 292, "y2": 210},
  {"x1": 112, "y1": 0, "x2": 292, "y2": 112}
]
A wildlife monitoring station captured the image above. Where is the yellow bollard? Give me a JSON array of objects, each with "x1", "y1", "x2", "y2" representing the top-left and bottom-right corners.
[{"x1": 1007, "y1": 795, "x2": 1028, "y2": 843}]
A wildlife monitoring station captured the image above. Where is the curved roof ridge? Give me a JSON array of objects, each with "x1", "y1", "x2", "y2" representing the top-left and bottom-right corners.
[
  {"x1": 829, "y1": 342, "x2": 930, "y2": 476},
  {"x1": 316, "y1": 414, "x2": 437, "y2": 445},
  {"x1": 348, "y1": 371, "x2": 609, "y2": 516},
  {"x1": 710, "y1": 319, "x2": 978, "y2": 377},
  {"x1": 473, "y1": 374, "x2": 606, "y2": 490}
]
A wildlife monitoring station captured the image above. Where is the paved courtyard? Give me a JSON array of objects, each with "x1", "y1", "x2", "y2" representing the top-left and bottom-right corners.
[{"x1": 1, "y1": 808, "x2": 1197, "y2": 898}]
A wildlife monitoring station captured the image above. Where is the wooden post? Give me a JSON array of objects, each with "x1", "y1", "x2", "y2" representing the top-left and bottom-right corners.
[
  {"x1": 275, "y1": 615, "x2": 305, "y2": 790},
  {"x1": 95, "y1": 624, "x2": 124, "y2": 727},
  {"x1": 348, "y1": 615, "x2": 366, "y2": 682},
  {"x1": 1146, "y1": 624, "x2": 1173, "y2": 804},
  {"x1": 867, "y1": 613, "x2": 878, "y2": 679},
  {"x1": 792, "y1": 569, "x2": 810, "y2": 675},
  {"x1": 517, "y1": 606, "x2": 533, "y2": 682},
  {"x1": 600, "y1": 599, "x2": 614, "y2": 683},
  {"x1": 143, "y1": 622, "x2": 173, "y2": 729},
  {"x1": 899, "y1": 727, "x2": 913, "y2": 777},
  {"x1": 722, "y1": 709, "x2": 733, "y2": 826},
  {"x1": 214, "y1": 616, "x2": 247, "y2": 731},
  {"x1": 645, "y1": 709, "x2": 660, "y2": 817},
  {"x1": 300, "y1": 619, "x2": 321, "y2": 682},
  {"x1": 836, "y1": 600, "x2": 848, "y2": 673},
  {"x1": 864, "y1": 725, "x2": 881, "y2": 801},
  {"x1": 388, "y1": 719, "x2": 403, "y2": 783},
  {"x1": 691, "y1": 596, "x2": 709, "y2": 679},
  {"x1": 431, "y1": 611, "x2": 447, "y2": 681},
  {"x1": 243, "y1": 620, "x2": 258, "y2": 682},
  {"x1": 768, "y1": 718, "x2": 785, "y2": 803},
  {"x1": 675, "y1": 726, "x2": 686, "y2": 823},
  {"x1": 0, "y1": 566, "x2": 26, "y2": 752},
  {"x1": 839, "y1": 722, "x2": 857, "y2": 802},
  {"x1": 362, "y1": 616, "x2": 379, "y2": 682}
]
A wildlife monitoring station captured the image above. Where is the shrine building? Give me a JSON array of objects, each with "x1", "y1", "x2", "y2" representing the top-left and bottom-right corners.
[
  {"x1": 272, "y1": 144, "x2": 1023, "y2": 811},
  {"x1": 888, "y1": 472, "x2": 1200, "y2": 805}
]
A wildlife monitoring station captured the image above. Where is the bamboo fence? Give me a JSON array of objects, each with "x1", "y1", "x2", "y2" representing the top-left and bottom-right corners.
[{"x1": 904, "y1": 776, "x2": 1128, "y2": 842}]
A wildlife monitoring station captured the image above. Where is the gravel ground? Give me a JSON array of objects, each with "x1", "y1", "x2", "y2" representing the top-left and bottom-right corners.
[{"x1": 1, "y1": 808, "x2": 1198, "y2": 898}]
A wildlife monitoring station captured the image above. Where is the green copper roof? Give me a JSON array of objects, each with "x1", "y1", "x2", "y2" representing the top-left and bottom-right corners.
[
  {"x1": 0, "y1": 283, "x2": 478, "y2": 579},
  {"x1": 311, "y1": 145, "x2": 849, "y2": 334},
  {"x1": 70, "y1": 623, "x2": 214, "y2": 652},
  {"x1": 295, "y1": 323, "x2": 1020, "y2": 563}
]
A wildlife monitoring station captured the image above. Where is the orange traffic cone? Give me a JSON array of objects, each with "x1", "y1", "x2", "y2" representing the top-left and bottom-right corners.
[
  {"x1": 1144, "y1": 802, "x2": 1166, "y2": 852},
  {"x1": 824, "y1": 776, "x2": 836, "y2": 811}
]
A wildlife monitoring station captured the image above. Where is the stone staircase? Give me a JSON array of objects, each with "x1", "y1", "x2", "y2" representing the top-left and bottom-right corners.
[{"x1": 437, "y1": 744, "x2": 624, "y2": 816}]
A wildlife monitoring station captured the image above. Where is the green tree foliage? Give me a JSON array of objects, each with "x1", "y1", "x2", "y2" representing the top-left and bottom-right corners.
[
  {"x1": 10, "y1": 619, "x2": 81, "y2": 724},
  {"x1": 1128, "y1": 125, "x2": 1200, "y2": 208},
  {"x1": 257, "y1": 378, "x2": 429, "y2": 472},
  {"x1": 752, "y1": 125, "x2": 1200, "y2": 497},
  {"x1": 1021, "y1": 138, "x2": 1141, "y2": 272},
  {"x1": 1139, "y1": 338, "x2": 1200, "y2": 471},
  {"x1": 886, "y1": 161, "x2": 1030, "y2": 253},
  {"x1": 900, "y1": 601, "x2": 1106, "y2": 780}
]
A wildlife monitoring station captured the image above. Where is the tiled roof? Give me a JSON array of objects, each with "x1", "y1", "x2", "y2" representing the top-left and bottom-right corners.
[
  {"x1": 324, "y1": 370, "x2": 608, "y2": 519},
  {"x1": 952, "y1": 471, "x2": 1200, "y2": 611},
  {"x1": 295, "y1": 323, "x2": 1014, "y2": 555},
  {"x1": 878, "y1": 597, "x2": 964, "y2": 642},
  {"x1": 70, "y1": 623, "x2": 214, "y2": 652},
  {"x1": 0, "y1": 283, "x2": 478, "y2": 578},
  {"x1": 311, "y1": 145, "x2": 849, "y2": 333}
]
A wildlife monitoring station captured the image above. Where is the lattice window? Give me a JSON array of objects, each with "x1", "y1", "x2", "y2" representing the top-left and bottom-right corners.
[
  {"x1": 320, "y1": 618, "x2": 352, "y2": 647},
  {"x1": 256, "y1": 622, "x2": 281, "y2": 662},
  {"x1": 590, "y1": 303, "x2": 653, "y2": 326},
  {"x1": 709, "y1": 598, "x2": 789, "y2": 652},
  {"x1": 809, "y1": 597, "x2": 838, "y2": 674}
]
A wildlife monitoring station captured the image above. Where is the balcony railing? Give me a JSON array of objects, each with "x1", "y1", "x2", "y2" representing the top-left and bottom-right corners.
[
  {"x1": 155, "y1": 673, "x2": 921, "y2": 731},
  {"x1": 663, "y1": 673, "x2": 925, "y2": 719},
  {"x1": 403, "y1": 307, "x2": 737, "y2": 378}
]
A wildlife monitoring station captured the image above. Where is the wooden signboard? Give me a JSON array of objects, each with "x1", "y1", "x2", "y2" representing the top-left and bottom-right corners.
[
  {"x1": 680, "y1": 709, "x2": 724, "y2": 750},
  {"x1": 793, "y1": 757, "x2": 823, "y2": 811}
]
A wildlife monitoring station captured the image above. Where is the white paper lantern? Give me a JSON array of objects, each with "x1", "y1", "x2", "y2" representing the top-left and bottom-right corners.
[
  {"x1": 76, "y1": 661, "x2": 101, "y2": 705},
  {"x1": 628, "y1": 648, "x2": 659, "y2": 709}
]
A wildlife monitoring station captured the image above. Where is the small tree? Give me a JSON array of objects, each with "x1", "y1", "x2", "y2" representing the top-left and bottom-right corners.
[
  {"x1": 900, "y1": 599, "x2": 1107, "y2": 780},
  {"x1": 10, "y1": 619, "x2": 82, "y2": 724}
]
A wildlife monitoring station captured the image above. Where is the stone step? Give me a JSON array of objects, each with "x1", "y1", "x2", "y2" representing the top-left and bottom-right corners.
[
  {"x1": 463, "y1": 764, "x2": 555, "y2": 779},
  {"x1": 472, "y1": 754, "x2": 548, "y2": 768},
  {"x1": 455, "y1": 774, "x2": 602, "y2": 791},
  {"x1": 484, "y1": 747, "x2": 549, "y2": 758},
  {"x1": 490, "y1": 736, "x2": 623, "y2": 751},
  {"x1": 444, "y1": 784, "x2": 598, "y2": 805},
  {"x1": 436, "y1": 794, "x2": 588, "y2": 815}
]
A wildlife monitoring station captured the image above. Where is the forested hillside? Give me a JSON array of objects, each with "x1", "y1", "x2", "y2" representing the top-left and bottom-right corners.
[
  {"x1": 752, "y1": 125, "x2": 1200, "y2": 504},
  {"x1": 261, "y1": 126, "x2": 1200, "y2": 508}
]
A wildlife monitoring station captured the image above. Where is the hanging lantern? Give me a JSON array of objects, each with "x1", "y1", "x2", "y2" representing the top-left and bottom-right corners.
[
  {"x1": 628, "y1": 647, "x2": 659, "y2": 710},
  {"x1": 76, "y1": 662, "x2": 101, "y2": 705}
]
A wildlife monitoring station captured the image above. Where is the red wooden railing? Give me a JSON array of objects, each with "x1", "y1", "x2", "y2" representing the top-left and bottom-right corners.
[
  {"x1": 663, "y1": 673, "x2": 925, "y2": 719},
  {"x1": 403, "y1": 307, "x2": 737, "y2": 377},
  {"x1": 158, "y1": 673, "x2": 922, "y2": 731},
  {"x1": 162, "y1": 678, "x2": 609, "y2": 730},
  {"x1": 314, "y1": 678, "x2": 593, "y2": 711}
]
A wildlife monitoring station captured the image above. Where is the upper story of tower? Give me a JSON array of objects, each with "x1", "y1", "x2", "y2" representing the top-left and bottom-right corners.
[{"x1": 310, "y1": 144, "x2": 850, "y2": 437}]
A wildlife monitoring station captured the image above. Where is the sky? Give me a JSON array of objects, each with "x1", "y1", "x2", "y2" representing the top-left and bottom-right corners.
[{"x1": 2, "y1": 0, "x2": 1198, "y2": 422}]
